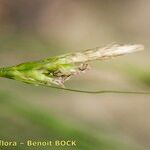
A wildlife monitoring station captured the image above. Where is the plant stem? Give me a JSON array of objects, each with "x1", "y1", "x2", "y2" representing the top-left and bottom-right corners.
[
  {"x1": 49, "y1": 86, "x2": 150, "y2": 94},
  {"x1": 0, "y1": 67, "x2": 13, "y2": 79},
  {"x1": 0, "y1": 67, "x2": 5, "y2": 77}
]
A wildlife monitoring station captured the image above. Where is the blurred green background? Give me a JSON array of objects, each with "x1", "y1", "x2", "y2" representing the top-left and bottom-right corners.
[{"x1": 0, "y1": 0, "x2": 150, "y2": 150}]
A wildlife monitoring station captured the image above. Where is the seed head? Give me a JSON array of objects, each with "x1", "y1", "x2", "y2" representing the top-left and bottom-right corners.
[{"x1": 0, "y1": 44, "x2": 144, "y2": 87}]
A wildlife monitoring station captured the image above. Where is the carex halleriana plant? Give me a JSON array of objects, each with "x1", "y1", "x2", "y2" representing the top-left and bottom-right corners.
[{"x1": 0, "y1": 44, "x2": 144, "y2": 88}]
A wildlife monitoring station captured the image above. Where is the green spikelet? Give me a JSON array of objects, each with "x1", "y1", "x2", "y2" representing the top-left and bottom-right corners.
[{"x1": 0, "y1": 44, "x2": 144, "y2": 87}]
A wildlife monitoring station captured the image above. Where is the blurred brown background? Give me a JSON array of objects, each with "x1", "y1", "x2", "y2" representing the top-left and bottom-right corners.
[{"x1": 0, "y1": 0, "x2": 150, "y2": 150}]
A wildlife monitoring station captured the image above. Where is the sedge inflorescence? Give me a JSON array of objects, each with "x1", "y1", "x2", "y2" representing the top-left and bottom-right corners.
[{"x1": 0, "y1": 44, "x2": 144, "y2": 87}]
